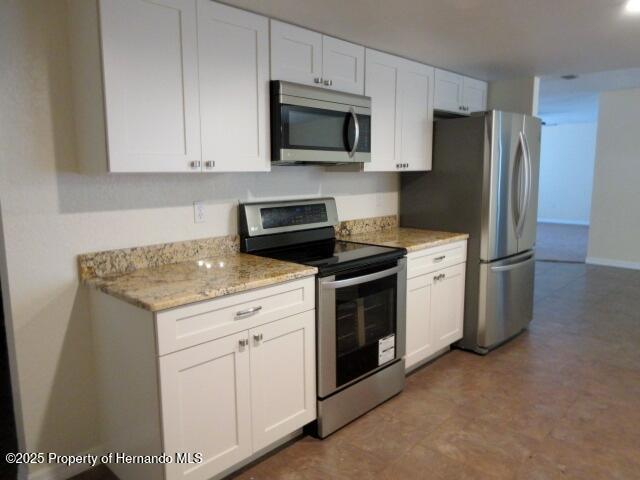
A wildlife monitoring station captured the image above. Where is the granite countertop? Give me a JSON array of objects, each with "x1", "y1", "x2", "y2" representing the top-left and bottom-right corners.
[
  {"x1": 337, "y1": 227, "x2": 469, "y2": 252},
  {"x1": 84, "y1": 253, "x2": 317, "y2": 312}
]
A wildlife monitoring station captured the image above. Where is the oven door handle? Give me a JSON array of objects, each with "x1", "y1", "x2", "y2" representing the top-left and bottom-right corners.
[{"x1": 320, "y1": 264, "x2": 404, "y2": 289}]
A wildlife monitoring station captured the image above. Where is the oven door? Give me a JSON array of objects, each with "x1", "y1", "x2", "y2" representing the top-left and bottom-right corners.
[
  {"x1": 317, "y1": 258, "x2": 407, "y2": 398},
  {"x1": 274, "y1": 100, "x2": 371, "y2": 164}
]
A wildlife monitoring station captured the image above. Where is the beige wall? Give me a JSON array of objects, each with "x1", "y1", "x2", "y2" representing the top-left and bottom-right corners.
[
  {"x1": 488, "y1": 77, "x2": 540, "y2": 116},
  {"x1": 587, "y1": 88, "x2": 640, "y2": 269},
  {"x1": 0, "y1": 1, "x2": 398, "y2": 476}
]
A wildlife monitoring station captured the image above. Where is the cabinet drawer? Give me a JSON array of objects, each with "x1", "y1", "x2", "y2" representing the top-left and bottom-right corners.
[
  {"x1": 156, "y1": 277, "x2": 315, "y2": 355},
  {"x1": 407, "y1": 241, "x2": 467, "y2": 278}
]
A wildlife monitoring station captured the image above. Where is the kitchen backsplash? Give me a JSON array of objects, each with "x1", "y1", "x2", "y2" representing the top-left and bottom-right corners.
[{"x1": 78, "y1": 215, "x2": 399, "y2": 281}]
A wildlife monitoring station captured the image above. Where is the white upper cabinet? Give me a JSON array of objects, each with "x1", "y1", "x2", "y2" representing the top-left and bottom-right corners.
[
  {"x1": 462, "y1": 76, "x2": 488, "y2": 114},
  {"x1": 71, "y1": 0, "x2": 270, "y2": 173},
  {"x1": 270, "y1": 20, "x2": 323, "y2": 86},
  {"x1": 364, "y1": 49, "x2": 401, "y2": 172},
  {"x1": 271, "y1": 20, "x2": 365, "y2": 94},
  {"x1": 197, "y1": 1, "x2": 270, "y2": 172},
  {"x1": 365, "y1": 49, "x2": 433, "y2": 172},
  {"x1": 398, "y1": 60, "x2": 434, "y2": 171},
  {"x1": 321, "y1": 36, "x2": 365, "y2": 94},
  {"x1": 99, "y1": 0, "x2": 201, "y2": 173},
  {"x1": 434, "y1": 69, "x2": 464, "y2": 114},
  {"x1": 434, "y1": 68, "x2": 487, "y2": 115}
]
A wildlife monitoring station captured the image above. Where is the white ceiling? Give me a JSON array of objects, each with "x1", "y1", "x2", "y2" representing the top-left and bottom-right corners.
[
  {"x1": 222, "y1": 0, "x2": 640, "y2": 81},
  {"x1": 539, "y1": 68, "x2": 640, "y2": 124}
]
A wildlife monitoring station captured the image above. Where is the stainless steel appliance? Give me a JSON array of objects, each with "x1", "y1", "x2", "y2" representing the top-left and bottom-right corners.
[
  {"x1": 401, "y1": 111, "x2": 541, "y2": 354},
  {"x1": 270, "y1": 81, "x2": 371, "y2": 164},
  {"x1": 240, "y1": 198, "x2": 406, "y2": 437}
]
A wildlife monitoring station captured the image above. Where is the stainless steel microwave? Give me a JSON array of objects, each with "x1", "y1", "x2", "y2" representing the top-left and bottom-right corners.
[{"x1": 270, "y1": 81, "x2": 371, "y2": 164}]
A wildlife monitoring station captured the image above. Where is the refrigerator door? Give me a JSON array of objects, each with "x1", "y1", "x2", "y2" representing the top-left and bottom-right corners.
[
  {"x1": 477, "y1": 250, "x2": 535, "y2": 350},
  {"x1": 516, "y1": 116, "x2": 541, "y2": 253},
  {"x1": 480, "y1": 111, "x2": 524, "y2": 262}
]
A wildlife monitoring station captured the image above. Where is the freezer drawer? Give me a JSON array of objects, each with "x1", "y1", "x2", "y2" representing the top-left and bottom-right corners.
[{"x1": 477, "y1": 251, "x2": 534, "y2": 349}]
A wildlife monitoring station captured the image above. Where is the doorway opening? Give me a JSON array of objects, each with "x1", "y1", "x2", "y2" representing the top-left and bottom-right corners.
[{"x1": 536, "y1": 75, "x2": 599, "y2": 263}]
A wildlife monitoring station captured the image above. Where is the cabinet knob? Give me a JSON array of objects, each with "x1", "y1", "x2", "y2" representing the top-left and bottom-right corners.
[
  {"x1": 189, "y1": 161, "x2": 201, "y2": 169},
  {"x1": 204, "y1": 161, "x2": 215, "y2": 169},
  {"x1": 253, "y1": 333, "x2": 263, "y2": 343},
  {"x1": 314, "y1": 77, "x2": 323, "y2": 84},
  {"x1": 323, "y1": 79, "x2": 333, "y2": 86},
  {"x1": 434, "y1": 255, "x2": 446, "y2": 263},
  {"x1": 238, "y1": 339, "x2": 249, "y2": 348}
]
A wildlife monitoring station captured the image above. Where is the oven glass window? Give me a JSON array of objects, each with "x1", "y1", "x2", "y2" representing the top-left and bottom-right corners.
[
  {"x1": 335, "y1": 270, "x2": 397, "y2": 387},
  {"x1": 281, "y1": 105, "x2": 371, "y2": 153}
]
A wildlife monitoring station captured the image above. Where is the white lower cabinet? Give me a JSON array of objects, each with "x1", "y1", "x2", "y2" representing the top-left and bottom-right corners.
[
  {"x1": 404, "y1": 241, "x2": 467, "y2": 371},
  {"x1": 431, "y1": 263, "x2": 466, "y2": 350},
  {"x1": 160, "y1": 332, "x2": 253, "y2": 480},
  {"x1": 406, "y1": 273, "x2": 434, "y2": 368},
  {"x1": 160, "y1": 310, "x2": 315, "y2": 480},
  {"x1": 90, "y1": 277, "x2": 315, "y2": 480},
  {"x1": 249, "y1": 311, "x2": 316, "y2": 451}
]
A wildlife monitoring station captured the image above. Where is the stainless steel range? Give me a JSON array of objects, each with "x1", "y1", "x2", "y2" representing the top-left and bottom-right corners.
[{"x1": 240, "y1": 198, "x2": 406, "y2": 437}]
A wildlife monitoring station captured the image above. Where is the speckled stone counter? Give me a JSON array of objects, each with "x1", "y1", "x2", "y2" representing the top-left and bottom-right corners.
[
  {"x1": 337, "y1": 221, "x2": 468, "y2": 252},
  {"x1": 79, "y1": 236, "x2": 316, "y2": 312},
  {"x1": 84, "y1": 254, "x2": 317, "y2": 312}
]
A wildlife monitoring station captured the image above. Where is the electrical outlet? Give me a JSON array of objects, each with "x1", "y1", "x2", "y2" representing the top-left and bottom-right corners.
[{"x1": 193, "y1": 201, "x2": 205, "y2": 224}]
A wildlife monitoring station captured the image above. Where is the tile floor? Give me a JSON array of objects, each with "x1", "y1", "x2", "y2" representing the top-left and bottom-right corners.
[
  {"x1": 536, "y1": 222, "x2": 589, "y2": 263},
  {"x1": 75, "y1": 261, "x2": 640, "y2": 480}
]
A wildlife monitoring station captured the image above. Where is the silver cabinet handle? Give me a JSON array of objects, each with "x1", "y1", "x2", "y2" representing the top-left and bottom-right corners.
[
  {"x1": 235, "y1": 306, "x2": 262, "y2": 319},
  {"x1": 238, "y1": 339, "x2": 249, "y2": 348},
  {"x1": 189, "y1": 161, "x2": 201, "y2": 168},
  {"x1": 434, "y1": 255, "x2": 446, "y2": 262},
  {"x1": 314, "y1": 77, "x2": 322, "y2": 84},
  {"x1": 204, "y1": 161, "x2": 215, "y2": 168},
  {"x1": 434, "y1": 273, "x2": 446, "y2": 281},
  {"x1": 323, "y1": 79, "x2": 333, "y2": 86},
  {"x1": 348, "y1": 107, "x2": 360, "y2": 158},
  {"x1": 253, "y1": 333, "x2": 263, "y2": 343}
]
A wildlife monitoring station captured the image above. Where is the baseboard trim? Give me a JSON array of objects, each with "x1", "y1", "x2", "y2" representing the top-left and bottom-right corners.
[
  {"x1": 586, "y1": 257, "x2": 640, "y2": 271},
  {"x1": 19, "y1": 446, "x2": 104, "y2": 480},
  {"x1": 538, "y1": 218, "x2": 590, "y2": 226}
]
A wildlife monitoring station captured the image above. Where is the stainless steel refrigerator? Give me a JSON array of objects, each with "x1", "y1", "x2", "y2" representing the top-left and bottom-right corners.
[{"x1": 400, "y1": 111, "x2": 541, "y2": 354}]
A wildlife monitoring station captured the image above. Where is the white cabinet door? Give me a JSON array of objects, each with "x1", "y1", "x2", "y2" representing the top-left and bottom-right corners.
[
  {"x1": 432, "y1": 263, "x2": 466, "y2": 350},
  {"x1": 99, "y1": 0, "x2": 201, "y2": 172},
  {"x1": 160, "y1": 331, "x2": 252, "y2": 480},
  {"x1": 433, "y1": 68, "x2": 464, "y2": 114},
  {"x1": 463, "y1": 77, "x2": 488, "y2": 113},
  {"x1": 249, "y1": 311, "x2": 316, "y2": 451},
  {"x1": 197, "y1": 1, "x2": 270, "y2": 172},
  {"x1": 364, "y1": 49, "x2": 401, "y2": 172},
  {"x1": 398, "y1": 60, "x2": 434, "y2": 171},
  {"x1": 321, "y1": 36, "x2": 365, "y2": 94},
  {"x1": 405, "y1": 273, "x2": 434, "y2": 370},
  {"x1": 270, "y1": 20, "x2": 322, "y2": 86}
]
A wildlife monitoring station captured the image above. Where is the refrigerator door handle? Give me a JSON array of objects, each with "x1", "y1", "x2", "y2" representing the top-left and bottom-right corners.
[
  {"x1": 515, "y1": 131, "x2": 532, "y2": 238},
  {"x1": 490, "y1": 251, "x2": 535, "y2": 272}
]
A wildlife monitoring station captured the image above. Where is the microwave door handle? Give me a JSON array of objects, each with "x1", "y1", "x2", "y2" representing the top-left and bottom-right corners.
[
  {"x1": 321, "y1": 264, "x2": 404, "y2": 289},
  {"x1": 348, "y1": 107, "x2": 360, "y2": 158}
]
